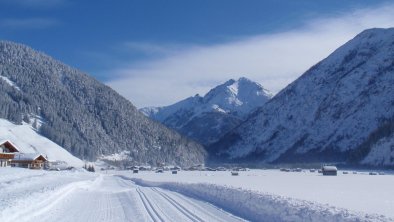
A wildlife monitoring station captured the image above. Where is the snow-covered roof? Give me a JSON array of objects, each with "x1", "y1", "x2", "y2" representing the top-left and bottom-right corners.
[
  {"x1": 0, "y1": 139, "x2": 20, "y2": 152},
  {"x1": 13, "y1": 153, "x2": 47, "y2": 161},
  {"x1": 322, "y1": 166, "x2": 337, "y2": 171}
]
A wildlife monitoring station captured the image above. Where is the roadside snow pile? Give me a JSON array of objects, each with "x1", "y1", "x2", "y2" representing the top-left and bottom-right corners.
[{"x1": 130, "y1": 178, "x2": 391, "y2": 222}]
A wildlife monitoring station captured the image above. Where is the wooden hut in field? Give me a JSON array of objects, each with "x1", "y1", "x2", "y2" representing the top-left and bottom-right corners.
[
  {"x1": 0, "y1": 140, "x2": 19, "y2": 167},
  {"x1": 231, "y1": 171, "x2": 239, "y2": 176},
  {"x1": 11, "y1": 153, "x2": 48, "y2": 169},
  {"x1": 322, "y1": 166, "x2": 337, "y2": 176}
]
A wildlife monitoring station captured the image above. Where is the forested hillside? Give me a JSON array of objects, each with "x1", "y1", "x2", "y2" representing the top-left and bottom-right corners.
[{"x1": 0, "y1": 41, "x2": 206, "y2": 166}]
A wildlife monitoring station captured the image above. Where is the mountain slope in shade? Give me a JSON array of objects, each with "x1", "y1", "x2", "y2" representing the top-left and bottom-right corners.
[
  {"x1": 209, "y1": 28, "x2": 394, "y2": 166},
  {"x1": 140, "y1": 77, "x2": 272, "y2": 145},
  {"x1": 0, "y1": 41, "x2": 206, "y2": 167}
]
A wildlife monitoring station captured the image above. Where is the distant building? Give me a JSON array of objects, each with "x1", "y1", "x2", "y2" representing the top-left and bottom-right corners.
[
  {"x1": 322, "y1": 166, "x2": 337, "y2": 176},
  {"x1": 171, "y1": 166, "x2": 181, "y2": 171},
  {"x1": 11, "y1": 153, "x2": 48, "y2": 169},
  {"x1": 0, "y1": 140, "x2": 19, "y2": 167},
  {"x1": 231, "y1": 171, "x2": 239, "y2": 176}
]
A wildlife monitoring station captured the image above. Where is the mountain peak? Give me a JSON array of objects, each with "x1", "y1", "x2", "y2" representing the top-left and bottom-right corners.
[
  {"x1": 203, "y1": 77, "x2": 272, "y2": 117},
  {"x1": 237, "y1": 76, "x2": 253, "y2": 82},
  {"x1": 140, "y1": 77, "x2": 272, "y2": 145},
  {"x1": 223, "y1": 78, "x2": 236, "y2": 85}
]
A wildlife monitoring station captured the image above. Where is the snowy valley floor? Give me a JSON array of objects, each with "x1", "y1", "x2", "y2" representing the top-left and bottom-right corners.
[{"x1": 0, "y1": 168, "x2": 393, "y2": 222}]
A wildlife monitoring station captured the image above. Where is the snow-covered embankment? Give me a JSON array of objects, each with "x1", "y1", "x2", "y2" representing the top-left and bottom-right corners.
[{"x1": 130, "y1": 177, "x2": 390, "y2": 222}]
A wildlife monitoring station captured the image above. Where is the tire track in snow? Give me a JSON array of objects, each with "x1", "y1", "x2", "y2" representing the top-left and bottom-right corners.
[
  {"x1": 136, "y1": 187, "x2": 164, "y2": 222},
  {"x1": 169, "y1": 190, "x2": 243, "y2": 222},
  {"x1": 151, "y1": 187, "x2": 204, "y2": 222}
]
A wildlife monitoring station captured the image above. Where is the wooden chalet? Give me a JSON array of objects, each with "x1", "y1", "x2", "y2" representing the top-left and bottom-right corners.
[
  {"x1": 0, "y1": 140, "x2": 19, "y2": 167},
  {"x1": 11, "y1": 153, "x2": 48, "y2": 169}
]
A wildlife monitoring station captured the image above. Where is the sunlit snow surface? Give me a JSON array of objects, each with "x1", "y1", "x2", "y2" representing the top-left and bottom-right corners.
[
  {"x1": 1, "y1": 168, "x2": 392, "y2": 222},
  {"x1": 0, "y1": 168, "x2": 244, "y2": 222},
  {"x1": 122, "y1": 169, "x2": 394, "y2": 221}
]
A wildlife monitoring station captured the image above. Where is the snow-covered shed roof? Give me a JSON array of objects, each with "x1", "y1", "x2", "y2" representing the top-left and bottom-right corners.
[
  {"x1": 13, "y1": 153, "x2": 47, "y2": 161},
  {"x1": 322, "y1": 166, "x2": 337, "y2": 171}
]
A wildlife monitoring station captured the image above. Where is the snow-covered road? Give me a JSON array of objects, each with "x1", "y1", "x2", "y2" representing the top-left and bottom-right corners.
[{"x1": 0, "y1": 169, "x2": 244, "y2": 222}]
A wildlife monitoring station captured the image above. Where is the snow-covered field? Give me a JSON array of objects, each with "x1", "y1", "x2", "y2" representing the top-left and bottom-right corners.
[
  {"x1": 1, "y1": 168, "x2": 393, "y2": 222},
  {"x1": 119, "y1": 169, "x2": 394, "y2": 221}
]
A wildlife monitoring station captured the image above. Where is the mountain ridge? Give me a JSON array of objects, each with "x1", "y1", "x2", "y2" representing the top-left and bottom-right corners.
[
  {"x1": 0, "y1": 40, "x2": 206, "y2": 167},
  {"x1": 208, "y1": 28, "x2": 394, "y2": 167}
]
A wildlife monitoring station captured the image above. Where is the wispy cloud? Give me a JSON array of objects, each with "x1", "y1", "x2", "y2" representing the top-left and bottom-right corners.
[
  {"x1": 122, "y1": 42, "x2": 189, "y2": 56},
  {"x1": 0, "y1": 0, "x2": 67, "y2": 9},
  {"x1": 0, "y1": 18, "x2": 59, "y2": 30},
  {"x1": 107, "y1": 3, "x2": 394, "y2": 108}
]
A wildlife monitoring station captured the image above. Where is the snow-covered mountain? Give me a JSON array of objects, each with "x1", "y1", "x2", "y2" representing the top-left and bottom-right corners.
[
  {"x1": 141, "y1": 77, "x2": 272, "y2": 145},
  {"x1": 209, "y1": 28, "x2": 394, "y2": 167},
  {"x1": 0, "y1": 118, "x2": 83, "y2": 167},
  {"x1": 0, "y1": 41, "x2": 206, "y2": 167}
]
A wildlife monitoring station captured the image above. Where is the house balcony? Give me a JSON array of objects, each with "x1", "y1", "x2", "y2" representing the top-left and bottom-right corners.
[{"x1": 0, "y1": 153, "x2": 15, "y2": 159}]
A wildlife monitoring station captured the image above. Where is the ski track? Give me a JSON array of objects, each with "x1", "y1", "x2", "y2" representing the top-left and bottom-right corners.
[
  {"x1": 0, "y1": 171, "x2": 245, "y2": 222},
  {"x1": 152, "y1": 187, "x2": 203, "y2": 222},
  {"x1": 136, "y1": 186, "x2": 164, "y2": 222},
  {"x1": 159, "y1": 187, "x2": 241, "y2": 222}
]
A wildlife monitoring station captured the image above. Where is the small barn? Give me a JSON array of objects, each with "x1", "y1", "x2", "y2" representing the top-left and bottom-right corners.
[
  {"x1": 11, "y1": 153, "x2": 48, "y2": 169},
  {"x1": 231, "y1": 171, "x2": 239, "y2": 176},
  {"x1": 0, "y1": 140, "x2": 19, "y2": 167},
  {"x1": 133, "y1": 167, "x2": 139, "y2": 173},
  {"x1": 322, "y1": 166, "x2": 337, "y2": 176}
]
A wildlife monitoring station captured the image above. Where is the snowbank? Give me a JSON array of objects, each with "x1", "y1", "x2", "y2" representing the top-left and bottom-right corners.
[{"x1": 128, "y1": 177, "x2": 390, "y2": 222}]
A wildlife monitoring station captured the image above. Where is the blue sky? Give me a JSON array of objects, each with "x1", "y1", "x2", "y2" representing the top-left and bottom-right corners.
[{"x1": 1, "y1": 0, "x2": 393, "y2": 107}]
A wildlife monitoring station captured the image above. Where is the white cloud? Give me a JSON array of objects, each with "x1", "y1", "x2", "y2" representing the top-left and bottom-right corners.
[
  {"x1": 0, "y1": 18, "x2": 59, "y2": 29},
  {"x1": 107, "y1": 4, "x2": 394, "y2": 108}
]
